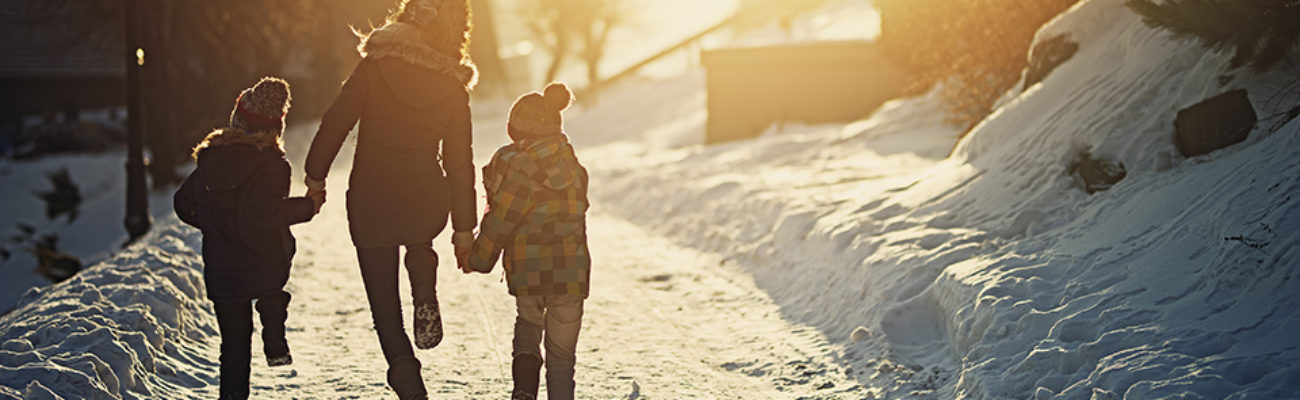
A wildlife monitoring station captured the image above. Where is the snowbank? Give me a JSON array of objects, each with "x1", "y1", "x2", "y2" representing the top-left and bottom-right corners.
[
  {"x1": 582, "y1": 0, "x2": 1300, "y2": 398},
  {"x1": 0, "y1": 152, "x2": 180, "y2": 312},
  {"x1": 0, "y1": 222, "x2": 217, "y2": 400}
]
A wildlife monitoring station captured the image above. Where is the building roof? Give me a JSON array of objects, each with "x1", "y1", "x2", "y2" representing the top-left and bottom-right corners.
[{"x1": 0, "y1": 0, "x2": 125, "y2": 79}]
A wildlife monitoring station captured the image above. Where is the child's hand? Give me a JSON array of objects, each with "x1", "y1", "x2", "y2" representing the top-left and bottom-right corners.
[{"x1": 309, "y1": 190, "x2": 326, "y2": 214}]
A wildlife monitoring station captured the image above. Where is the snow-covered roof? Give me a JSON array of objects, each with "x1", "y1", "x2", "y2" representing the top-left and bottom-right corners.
[{"x1": 0, "y1": 0, "x2": 125, "y2": 79}]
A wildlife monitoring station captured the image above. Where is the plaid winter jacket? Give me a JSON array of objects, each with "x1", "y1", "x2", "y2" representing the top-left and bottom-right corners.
[{"x1": 469, "y1": 134, "x2": 590, "y2": 297}]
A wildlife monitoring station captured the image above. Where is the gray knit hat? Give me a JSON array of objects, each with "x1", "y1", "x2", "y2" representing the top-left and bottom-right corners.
[
  {"x1": 230, "y1": 77, "x2": 291, "y2": 134},
  {"x1": 508, "y1": 82, "x2": 573, "y2": 139}
]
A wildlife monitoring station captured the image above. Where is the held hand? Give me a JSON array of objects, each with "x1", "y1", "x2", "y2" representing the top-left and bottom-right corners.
[
  {"x1": 309, "y1": 190, "x2": 326, "y2": 214},
  {"x1": 451, "y1": 231, "x2": 474, "y2": 274}
]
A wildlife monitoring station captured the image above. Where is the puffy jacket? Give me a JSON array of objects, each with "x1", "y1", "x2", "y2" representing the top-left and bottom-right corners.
[
  {"x1": 304, "y1": 22, "x2": 477, "y2": 247},
  {"x1": 469, "y1": 134, "x2": 591, "y2": 297},
  {"x1": 175, "y1": 130, "x2": 315, "y2": 302}
]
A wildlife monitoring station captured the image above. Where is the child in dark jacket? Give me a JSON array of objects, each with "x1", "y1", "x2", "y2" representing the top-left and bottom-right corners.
[
  {"x1": 465, "y1": 83, "x2": 590, "y2": 400},
  {"x1": 174, "y1": 77, "x2": 323, "y2": 400}
]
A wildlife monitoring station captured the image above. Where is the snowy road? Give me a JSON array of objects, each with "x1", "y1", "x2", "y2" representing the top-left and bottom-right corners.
[{"x1": 249, "y1": 194, "x2": 864, "y2": 399}]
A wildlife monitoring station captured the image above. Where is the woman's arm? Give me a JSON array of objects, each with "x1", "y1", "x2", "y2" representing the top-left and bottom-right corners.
[
  {"x1": 304, "y1": 61, "x2": 370, "y2": 186},
  {"x1": 443, "y1": 88, "x2": 477, "y2": 233}
]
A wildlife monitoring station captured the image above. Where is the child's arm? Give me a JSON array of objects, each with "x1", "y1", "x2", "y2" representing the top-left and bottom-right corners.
[
  {"x1": 442, "y1": 88, "x2": 477, "y2": 234},
  {"x1": 468, "y1": 170, "x2": 532, "y2": 272},
  {"x1": 304, "y1": 61, "x2": 369, "y2": 189},
  {"x1": 244, "y1": 159, "x2": 316, "y2": 228},
  {"x1": 173, "y1": 171, "x2": 202, "y2": 229}
]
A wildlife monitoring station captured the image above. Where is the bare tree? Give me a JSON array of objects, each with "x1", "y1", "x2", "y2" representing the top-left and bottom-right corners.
[
  {"x1": 136, "y1": 0, "x2": 319, "y2": 187},
  {"x1": 519, "y1": 0, "x2": 623, "y2": 86}
]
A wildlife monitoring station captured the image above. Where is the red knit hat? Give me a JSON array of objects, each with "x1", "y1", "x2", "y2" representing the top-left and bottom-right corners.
[{"x1": 230, "y1": 77, "x2": 291, "y2": 134}]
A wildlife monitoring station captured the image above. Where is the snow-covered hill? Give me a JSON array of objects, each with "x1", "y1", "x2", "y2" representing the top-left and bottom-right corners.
[{"x1": 581, "y1": 0, "x2": 1300, "y2": 398}]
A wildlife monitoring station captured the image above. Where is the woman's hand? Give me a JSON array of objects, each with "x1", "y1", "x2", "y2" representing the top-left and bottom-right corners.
[{"x1": 452, "y1": 231, "x2": 474, "y2": 273}]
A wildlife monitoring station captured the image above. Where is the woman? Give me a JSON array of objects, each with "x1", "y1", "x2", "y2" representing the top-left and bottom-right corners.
[{"x1": 303, "y1": 0, "x2": 477, "y2": 398}]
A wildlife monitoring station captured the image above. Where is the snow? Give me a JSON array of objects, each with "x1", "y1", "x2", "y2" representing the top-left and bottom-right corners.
[
  {"x1": 4, "y1": 0, "x2": 1300, "y2": 398},
  {"x1": 0, "y1": 178, "x2": 869, "y2": 398},
  {"x1": 580, "y1": 0, "x2": 1300, "y2": 398},
  {"x1": 0, "y1": 224, "x2": 216, "y2": 399},
  {"x1": 0, "y1": 152, "x2": 178, "y2": 313}
]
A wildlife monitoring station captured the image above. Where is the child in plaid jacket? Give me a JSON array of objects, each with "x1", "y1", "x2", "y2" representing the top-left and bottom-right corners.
[{"x1": 467, "y1": 83, "x2": 589, "y2": 400}]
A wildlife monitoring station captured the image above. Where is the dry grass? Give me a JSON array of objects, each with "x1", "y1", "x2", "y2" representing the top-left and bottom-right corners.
[{"x1": 876, "y1": 0, "x2": 1081, "y2": 132}]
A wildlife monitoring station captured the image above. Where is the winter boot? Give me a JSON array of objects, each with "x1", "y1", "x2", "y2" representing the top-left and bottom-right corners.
[
  {"x1": 511, "y1": 354, "x2": 543, "y2": 400},
  {"x1": 386, "y1": 356, "x2": 428, "y2": 400},
  {"x1": 413, "y1": 298, "x2": 443, "y2": 349}
]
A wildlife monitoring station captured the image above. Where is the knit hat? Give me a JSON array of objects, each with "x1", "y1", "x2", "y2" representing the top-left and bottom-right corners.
[
  {"x1": 399, "y1": 0, "x2": 440, "y2": 27},
  {"x1": 508, "y1": 82, "x2": 573, "y2": 140},
  {"x1": 229, "y1": 77, "x2": 291, "y2": 135}
]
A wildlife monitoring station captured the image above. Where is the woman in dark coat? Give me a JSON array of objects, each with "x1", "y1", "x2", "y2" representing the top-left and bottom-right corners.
[{"x1": 302, "y1": 1, "x2": 477, "y2": 398}]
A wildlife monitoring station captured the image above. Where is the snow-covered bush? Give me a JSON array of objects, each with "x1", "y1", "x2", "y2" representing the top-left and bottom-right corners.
[{"x1": 1127, "y1": 0, "x2": 1300, "y2": 70}]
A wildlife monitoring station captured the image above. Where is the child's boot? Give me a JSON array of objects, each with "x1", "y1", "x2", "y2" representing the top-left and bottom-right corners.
[
  {"x1": 387, "y1": 355, "x2": 428, "y2": 400},
  {"x1": 256, "y1": 291, "x2": 293, "y2": 366},
  {"x1": 511, "y1": 354, "x2": 543, "y2": 400}
]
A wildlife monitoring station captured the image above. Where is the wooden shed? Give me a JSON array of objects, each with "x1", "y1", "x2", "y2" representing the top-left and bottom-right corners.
[
  {"x1": 0, "y1": 1, "x2": 126, "y2": 122},
  {"x1": 702, "y1": 41, "x2": 908, "y2": 144}
]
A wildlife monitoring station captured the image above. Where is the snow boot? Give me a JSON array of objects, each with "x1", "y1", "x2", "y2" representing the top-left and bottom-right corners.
[
  {"x1": 511, "y1": 354, "x2": 543, "y2": 400},
  {"x1": 386, "y1": 356, "x2": 428, "y2": 400},
  {"x1": 413, "y1": 298, "x2": 443, "y2": 349}
]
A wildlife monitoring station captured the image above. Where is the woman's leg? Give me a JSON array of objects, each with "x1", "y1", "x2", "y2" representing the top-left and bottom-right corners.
[
  {"x1": 356, "y1": 247, "x2": 413, "y2": 363},
  {"x1": 542, "y1": 295, "x2": 585, "y2": 400},
  {"x1": 403, "y1": 244, "x2": 437, "y2": 305},
  {"x1": 404, "y1": 244, "x2": 442, "y2": 349},
  {"x1": 358, "y1": 246, "x2": 427, "y2": 398},
  {"x1": 213, "y1": 301, "x2": 254, "y2": 400}
]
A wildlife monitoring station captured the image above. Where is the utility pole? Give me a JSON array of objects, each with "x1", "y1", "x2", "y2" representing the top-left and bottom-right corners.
[{"x1": 124, "y1": 0, "x2": 152, "y2": 243}]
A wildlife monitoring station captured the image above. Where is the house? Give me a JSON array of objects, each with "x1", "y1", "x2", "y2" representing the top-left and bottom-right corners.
[
  {"x1": 702, "y1": 40, "x2": 908, "y2": 144},
  {"x1": 0, "y1": 1, "x2": 125, "y2": 132}
]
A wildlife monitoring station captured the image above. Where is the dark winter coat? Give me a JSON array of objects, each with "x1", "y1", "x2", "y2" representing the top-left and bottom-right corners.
[
  {"x1": 469, "y1": 134, "x2": 591, "y2": 297},
  {"x1": 304, "y1": 22, "x2": 478, "y2": 248},
  {"x1": 174, "y1": 130, "x2": 316, "y2": 303}
]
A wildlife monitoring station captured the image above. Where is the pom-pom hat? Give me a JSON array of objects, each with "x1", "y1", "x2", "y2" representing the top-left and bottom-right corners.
[
  {"x1": 508, "y1": 82, "x2": 573, "y2": 140},
  {"x1": 230, "y1": 77, "x2": 291, "y2": 135}
]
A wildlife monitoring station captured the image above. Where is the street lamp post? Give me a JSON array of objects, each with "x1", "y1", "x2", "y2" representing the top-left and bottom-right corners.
[{"x1": 124, "y1": 0, "x2": 152, "y2": 243}]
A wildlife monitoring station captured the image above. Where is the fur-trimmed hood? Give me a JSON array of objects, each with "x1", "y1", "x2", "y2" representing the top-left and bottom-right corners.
[
  {"x1": 192, "y1": 128, "x2": 284, "y2": 159},
  {"x1": 191, "y1": 129, "x2": 286, "y2": 193},
  {"x1": 358, "y1": 22, "x2": 478, "y2": 90}
]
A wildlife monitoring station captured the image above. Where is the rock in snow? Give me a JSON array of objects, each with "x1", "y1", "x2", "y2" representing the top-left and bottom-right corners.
[{"x1": 1174, "y1": 89, "x2": 1257, "y2": 157}]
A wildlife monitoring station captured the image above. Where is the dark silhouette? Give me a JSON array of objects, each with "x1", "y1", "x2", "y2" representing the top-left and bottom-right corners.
[
  {"x1": 302, "y1": 1, "x2": 478, "y2": 398},
  {"x1": 173, "y1": 77, "x2": 322, "y2": 400}
]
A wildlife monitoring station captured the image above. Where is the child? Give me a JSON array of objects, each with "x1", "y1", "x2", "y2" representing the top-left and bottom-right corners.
[
  {"x1": 465, "y1": 82, "x2": 590, "y2": 400},
  {"x1": 174, "y1": 77, "x2": 323, "y2": 400}
]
